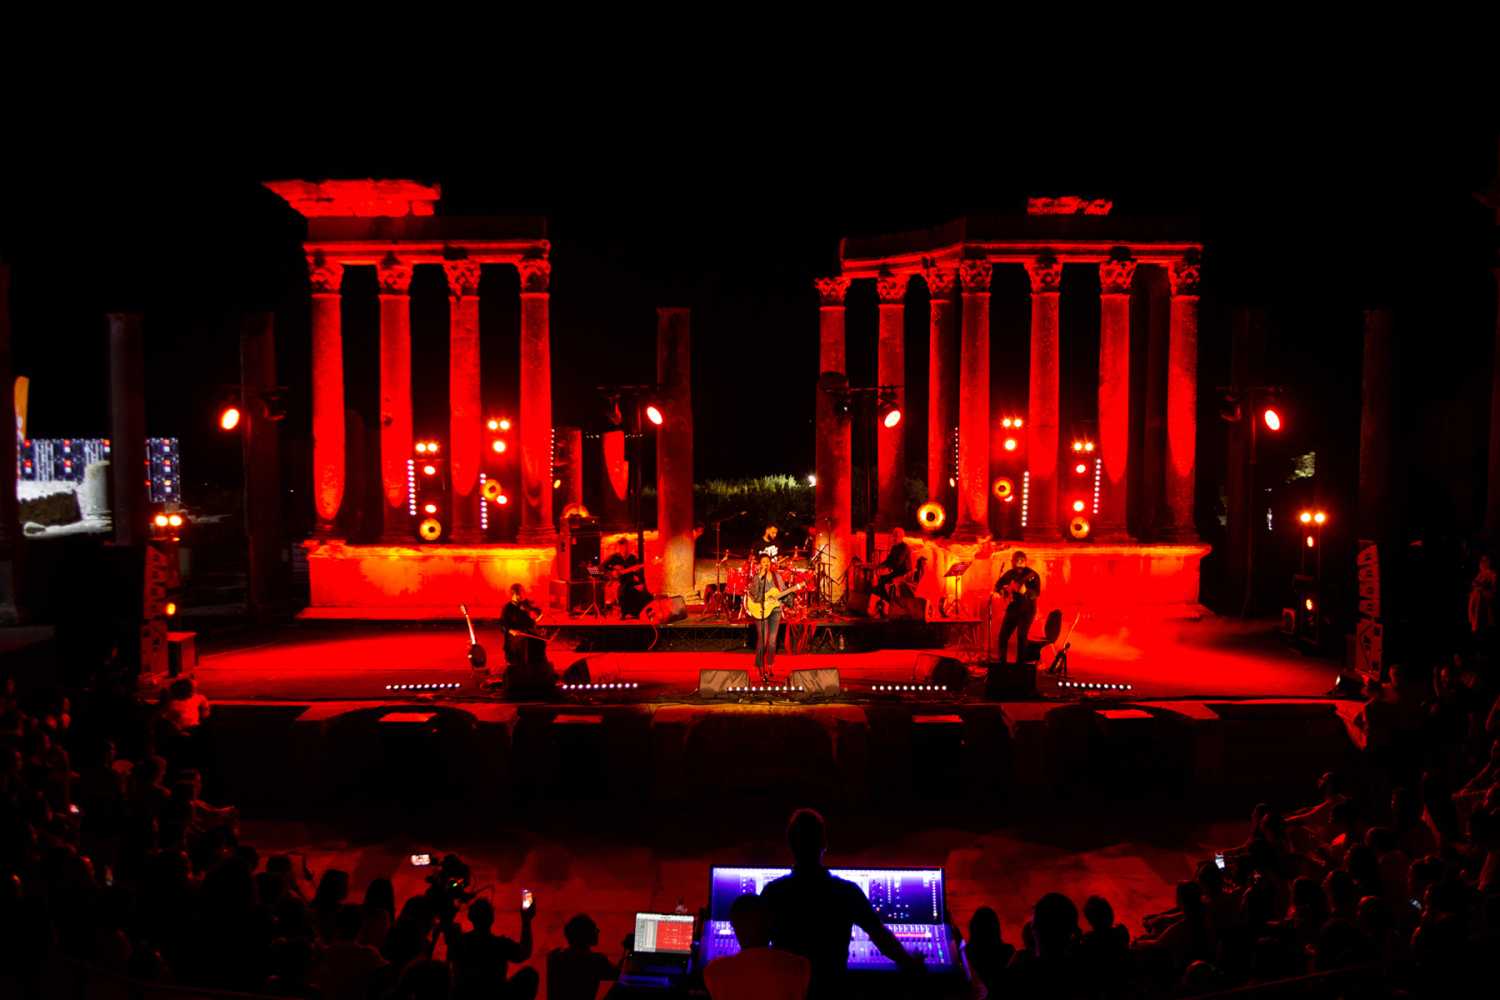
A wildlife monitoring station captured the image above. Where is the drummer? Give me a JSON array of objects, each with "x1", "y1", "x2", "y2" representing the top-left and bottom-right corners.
[{"x1": 756, "y1": 524, "x2": 781, "y2": 561}]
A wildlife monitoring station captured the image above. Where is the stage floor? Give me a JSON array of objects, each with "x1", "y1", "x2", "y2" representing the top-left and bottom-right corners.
[{"x1": 194, "y1": 614, "x2": 1338, "y2": 703}]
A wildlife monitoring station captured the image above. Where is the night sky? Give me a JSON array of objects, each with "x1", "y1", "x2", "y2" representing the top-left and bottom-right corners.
[{"x1": 2, "y1": 119, "x2": 1495, "y2": 543}]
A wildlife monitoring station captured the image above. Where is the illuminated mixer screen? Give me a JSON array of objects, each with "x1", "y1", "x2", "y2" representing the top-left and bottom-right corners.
[{"x1": 708, "y1": 866, "x2": 944, "y2": 924}]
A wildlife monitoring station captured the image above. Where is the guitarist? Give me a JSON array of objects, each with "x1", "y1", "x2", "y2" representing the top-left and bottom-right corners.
[
  {"x1": 746, "y1": 555, "x2": 788, "y2": 681},
  {"x1": 602, "y1": 538, "x2": 653, "y2": 619},
  {"x1": 993, "y1": 551, "x2": 1042, "y2": 665},
  {"x1": 872, "y1": 527, "x2": 913, "y2": 612}
]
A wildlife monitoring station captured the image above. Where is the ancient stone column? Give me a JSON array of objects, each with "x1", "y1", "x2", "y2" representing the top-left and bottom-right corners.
[
  {"x1": 600, "y1": 429, "x2": 630, "y2": 530},
  {"x1": 1164, "y1": 255, "x2": 1201, "y2": 541},
  {"x1": 1025, "y1": 255, "x2": 1063, "y2": 539},
  {"x1": 517, "y1": 256, "x2": 555, "y2": 545},
  {"x1": 955, "y1": 260, "x2": 992, "y2": 540},
  {"x1": 814, "y1": 277, "x2": 852, "y2": 598},
  {"x1": 656, "y1": 307, "x2": 694, "y2": 598},
  {"x1": 109, "y1": 312, "x2": 147, "y2": 547},
  {"x1": 926, "y1": 267, "x2": 958, "y2": 513},
  {"x1": 1097, "y1": 250, "x2": 1137, "y2": 540},
  {"x1": 377, "y1": 254, "x2": 413, "y2": 542},
  {"x1": 444, "y1": 260, "x2": 483, "y2": 543},
  {"x1": 875, "y1": 272, "x2": 907, "y2": 530},
  {"x1": 556, "y1": 426, "x2": 584, "y2": 514},
  {"x1": 308, "y1": 252, "x2": 345, "y2": 538},
  {"x1": 815, "y1": 278, "x2": 852, "y2": 595},
  {"x1": 0, "y1": 264, "x2": 16, "y2": 622}
]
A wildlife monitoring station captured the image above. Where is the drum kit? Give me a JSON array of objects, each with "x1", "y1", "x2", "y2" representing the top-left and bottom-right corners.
[{"x1": 705, "y1": 545, "x2": 829, "y2": 622}]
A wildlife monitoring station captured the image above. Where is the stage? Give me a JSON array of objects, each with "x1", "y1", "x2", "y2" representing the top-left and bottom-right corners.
[{"x1": 195, "y1": 612, "x2": 1335, "y2": 704}]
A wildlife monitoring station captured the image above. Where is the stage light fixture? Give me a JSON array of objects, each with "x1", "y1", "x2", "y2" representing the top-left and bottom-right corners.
[
  {"x1": 553, "y1": 478, "x2": 562, "y2": 489},
  {"x1": 498, "y1": 418, "x2": 512, "y2": 432},
  {"x1": 917, "y1": 501, "x2": 947, "y2": 531},
  {"x1": 1072, "y1": 440, "x2": 1082, "y2": 452},
  {"x1": 1313, "y1": 511, "x2": 1326, "y2": 525},
  {"x1": 1069, "y1": 515, "x2": 1091, "y2": 539},
  {"x1": 492, "y1": 439, "x2": 507, "y2": 454},
  {"x1": 645, "y1": 404, "x2": 665, "y2": 426},
  {"x1": 423, "y1": 503, "x2": 438, "y2": 515},
  {"x1": 415, "y1": 441, "x2": 428, "y2": 454},
  {"x1": 1003, "y1": 437, "x2": 1018, "y2": 451},
  {"x1": 1073, "y1": 500, "x2": 1086, "y2": 513},
  {"x1": 948, "y1": 477, "x2": 956, "y2": 488},
  {"x1": 497, "y1": 494, "x2": 509, "y2": 505},
  {"x1": 218, "y1": 406, "x2": 241, "y2": 431},
  {"x1": 1014, "y1": 418, "x2": 1023, "y2": 428},
  {"x1": 876, "y1": 389, "x2": 902, "y2": 429},
  {"x1": 1076, "y1": 462, "x2": 1088, "y2": 474},
  {"x1": 482, "y1": 480, "x2": 503, "y2": 502},
  {"x1": 1306, "y1": 535, "x2": 1315, "y2": 548},
  {"x1": 168, "y1": 513, "x2": 183, "y2": 528},
  {"x1": 1002, "y1": 417, "x2": 1013, "y2": 428},
  {"x1": 993, "y1": 477, "x2": 1014, "y2": 501},
  {"x1": 422, "y1": 463, "x2": 437, "y2": 476},
  {"x1": 487, "y1": 419, "x2": 499, "y2": 431},
  {"x1": 561, "y1": 502, "x2": 591, "y2": 519},
  {"x1": 154, "y1": 514, "x2": 169, "y2": 528},
  {"x1": 807, "y1": 474, "x2": 817, "y2": 487},
  {"x1": 882, "y1": 407, "x2": 901, "y2": 428},
  {"x1": 1263, "y1": 407, "x2": 1282, "y2": 431},
  {"x1": 1084, "y1": 441, "x2": 1095, "y2": 453},
  {"x1": 1299, "y1": 511, "x2": 1312, "y2": 524},
  {"x1": 1304, "y1": 597, "x2": 1315, "y2": 612},
  {"x1": 165, "y1": 602, "x2": 177, "y2": 617},
  {"x1": 419, "y1": 517, "x2": 443, "y2": 541}
]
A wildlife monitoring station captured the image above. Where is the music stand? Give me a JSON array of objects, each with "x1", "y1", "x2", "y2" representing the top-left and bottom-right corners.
[
  {"x1": 942, "y1": 561, "x2": 972, "y2": 620},
  {"x1": 578, "y1": 566, "x2": 606, "y2": 620}
]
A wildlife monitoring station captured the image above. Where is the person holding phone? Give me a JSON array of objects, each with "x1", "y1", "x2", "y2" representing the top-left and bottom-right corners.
[{"x1": 447, "y1": 895, "x2": 536, "y2": 1000}]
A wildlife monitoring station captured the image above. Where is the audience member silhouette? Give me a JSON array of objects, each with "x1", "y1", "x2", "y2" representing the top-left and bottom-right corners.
[
  {"x1": 962, "y1": 905, "x2": 1012, "y2": 997},
  {"x1": 704, "y1": 892, "x2": 811, "y2": 1000},
  {"x1": 545, "y1": 913, "x2": 621, "y2": 1000}
]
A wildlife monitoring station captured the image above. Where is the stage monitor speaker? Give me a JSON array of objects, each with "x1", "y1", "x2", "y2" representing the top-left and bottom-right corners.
[
  {"x1": 984, "y1": 661, "x2": 1037, "y2": 699},
  {"x1": 790, "y1": 668, "x2": 841, "y2": 698},
  {"x1": 846, "y1": 564, "x2": 874, "y2": 616},
  {"x1": 646, "y1": 595, "x2": 687, "y2": 624},
  {"x1": 562, "y1": 658, "x2": 592, "y2": 685},
  {"x1": 699, "y1": 668, "x2": 750, "y2": 698},
  {"x1": 916, "y1": 653, "x2": 968, "y2": 692}
]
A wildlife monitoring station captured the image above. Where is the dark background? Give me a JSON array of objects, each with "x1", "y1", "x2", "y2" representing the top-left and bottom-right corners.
[{"x1": 1, "y1": 118, "x2": 1495, "y2": 564}]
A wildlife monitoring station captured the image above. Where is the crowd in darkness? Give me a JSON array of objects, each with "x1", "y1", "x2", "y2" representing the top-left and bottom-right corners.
[{"x1": 3, "y1": 552, "x2": 1500, "y2": 999}]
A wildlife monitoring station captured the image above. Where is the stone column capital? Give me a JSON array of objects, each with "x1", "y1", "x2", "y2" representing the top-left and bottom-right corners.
[
  {"x1": 1099, "y1": 250, "x2": 1137, "y2": 294},
  {"x1": 1169, "y1": 254, "x2": 1201, "y2": 297},
  {"x1": 958, "y1": 259, "x2": 993, "y2": 293},
  {"x1": 815, "y1": 276, "x2": 851, "y2": 306},
  {"x1": 443, "y1": 260, "x2": 482, "y2": 297},
  {"x1": 377, "y1": 254, "x2": 412, "y2": 294},
  {"x1": 517, "y1": 257, "x2": 551, "y2": 294},
  {"x1": 307, "y1": 252, "x2": 344, "y2": 294},
  {"x1": 876, "y1": 272, "x2": 908, "y2": 304},
  {"x1": 925, "y1": 267, "x2": 959, "y2": 299},
  {"x1": 1025, "y1": 254, "x2": 1063, "y2": 294}
]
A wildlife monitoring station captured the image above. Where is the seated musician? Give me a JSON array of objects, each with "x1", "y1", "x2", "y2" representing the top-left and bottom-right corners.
[
  {"x1": 499, "y1": 583, "x2": 547, "y2": 670},
  {"x1": 601, "y1": 538, "x2": 653, "y2": 619},
  {"x1": 872, "y1": 527, "x2": 912, "y2": 603}
]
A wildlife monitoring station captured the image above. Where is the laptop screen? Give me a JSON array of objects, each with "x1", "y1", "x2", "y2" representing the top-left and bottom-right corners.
[
  {"x1": 633, "y1": 912, "x2": 695, "y2": 956},
  {"x1": 708, "y1": 866, "x2": 945, "y2": 924}
]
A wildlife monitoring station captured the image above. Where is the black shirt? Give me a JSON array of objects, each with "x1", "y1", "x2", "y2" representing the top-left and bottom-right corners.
[
  {"x1": 995, "y1": 566, "x2": 1041, "y2": 605},
  {"x1": 761, "y1": 866, "x2": 887, "y2": 996},
  {"x1": 500, "y1": 600, "x2": 538, "y2": 635},
  {"x1": 602, "y1": 552, "x2": 645, "y2": 590},
  {"x1": 879, "y1": 541, "x2": 911, "y2": 577}
]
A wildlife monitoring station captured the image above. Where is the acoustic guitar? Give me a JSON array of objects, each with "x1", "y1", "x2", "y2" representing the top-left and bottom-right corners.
[{"x1": 743, "y1": 582, "x2": 806, "y2": 621}]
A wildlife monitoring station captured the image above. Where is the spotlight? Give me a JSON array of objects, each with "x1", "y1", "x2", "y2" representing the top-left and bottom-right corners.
[
  {"x1": 167, "y1": 513, "x2": 183, "y2": 528},
  {"x1": 1014, "y1": 418, "x2": 1023, "y2": 428},
  {"x1": 561, "y1": 502, "x2": 591, "y2": 519},
  {"x1": 917, "y1": 501, "x2": 947, "y2": 531},
  {"x1": 415, "y1": 441, "x2": 428, "y2": 454},
  {"x1": 1306, "y1": 535, "x2": 1315, "y2": 548},
  {"x1": 1304, "y1": 597, "x2": 1314, "y2": 612},
  {"x1": 218, "y1": 406, "x2": 241, "y2": 431},
  {"x1": 1003, "y1": 437, "x2": 1018, "y2": 452},
  {"x1": 498, "y1": 418, "x2": 511, "y2": 432},
  {"x1": 553, "y1": 478, "x2": 563, "y2": 489},
  {"x1": 424, "y1": 503, "x2": 438, "y2": 514},
  {"x1": 1299, "y1": 511, "x2": 1312, "y2": 524},
  {"x1": 882, "y1": 407, "x2": 902, "y2": 428},
  {"x1": 1002, "y1": 417, "x2": 1013, "y2": 428},
  {"x1": 1313, "y1": 511, "x2": 1326, "y2": 525},
  {"x1": 419, "y1": 517, "x2": 443, "y2": 541},
  {"x1": 1084, "y1": 441, "x2": 1095, "y2": 453},
  {"x1": 422, "y1": 464, "x2": 437, "y2": 476},
  {"x1": 1076, "y1": 463, "x2": 1088, "y2": 474},
  {"x1": 807, "y1": 474, "x2": 817, "y2": 487},
  {"x1": 486, "y1": 419, "x2": 499, "y2": 431},
  {"x1": 492, "y1": 439, "x2": 507, "y2": 454},
  {"x1": 425, "y1": 441, "x2": 438, "y2": 454},
  {"x1": 1072, "y1": 500, "x2": 1086, "y2": 513},
  {"x1": 993, "y1": 478, "x2": 1014, "y2": 501},
  {"x1": 497, "y1": 494, "x2": 509, "y2": 505},
  {"x1": 877, "y1": 389, "x2": 901, "y2": 429},
  {"x1": 645, "y1": 404, "x2": 664, "y2": 426},
  {"x1": 153, "y1": 514, "x2": 169, "y2": 528},
  {"x1": 481, "y1": 480, "x2": 503, "y2": 502},
  {"x1": 1069, "y1": 515, "x2": 1091, "y2": 539},
  {"x1": 165, "y1": 602, "x2": 177, "y2": 617},
  {"x1": 1262, "y1": 408, "x2": 1282, "y2": 432},
  {"x1": 948, "y1": 477, "x2": 956, "y2": 488},
  {"x1": 1072, "y1": 440, "x2": 1082, "y2": 452}
]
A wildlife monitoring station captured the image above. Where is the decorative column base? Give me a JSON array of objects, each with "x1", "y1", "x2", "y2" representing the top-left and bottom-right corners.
[{"x1": 516, "y1": 526, "x2": 558, "y2": 548}]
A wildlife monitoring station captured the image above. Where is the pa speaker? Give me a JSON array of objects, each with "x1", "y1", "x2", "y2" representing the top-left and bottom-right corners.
[
  {"x1": 699, "y1": 668, "x2": 750, "y2": 698},
  {"x1": 646, "y1": 595, "x2": 687, "y2": 624},
  {"x1": 562, "y1": 658, "x2": 592, "y2": 685},
  {"x1": 790, "y1": 668, "x2": 841, "y2": 698},
  {"x1": 984, "y1": 660, "x2": 1037, "y2": 699},
  {"x1": 916, "y1": 653, "x2": 968, "y2": 692}
]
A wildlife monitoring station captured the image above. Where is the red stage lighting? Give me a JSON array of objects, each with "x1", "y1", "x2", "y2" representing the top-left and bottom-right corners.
[
  {"x1": 422, "y1": 464, "x2": 437, "y2": 477},
  {"x1": 498, "y1": 418, "x2": 512, "y2": 432},
  {"x1": 1304, "y1": 597, "x2": 1315, "y2": 612},
  {"x1": 1263, "y1": 408, "x2": 1282, "y2": 431},
  {"x1": 168, "y1": 514, "x2": 183, "y2": 528},
  {"x1": 1002, "y1": 417, "x2": 1013, "y2": 428},
  {"x1": 917, "y1": 501, "x2": 947, "y2": 531},
  {"x1": 419, "y1": 518, "x2": 443, "y2": 541},
  {"x1": 218, "y1": 406, "x2": 241, "y2": 431},
  {"x1": 993, "y1": 478, "x2": 1014, "y2": 501},
  {"x1": 492, "y1": 440, "x2": 507, "y2": 454},
  {"x1": 1306, "y1": 535, "x2": 1315, "y2": 548},
  {"x1": 1072, "y1": 500, "x2": 1086, "y2": 513},
  {"x1": 1299, "y1": 511, "x2": 1312, "y2": 524},
  {"x1": 1313, "y1": 511, "x2": 1327, "y2": 525},
  {"x1": 153, "y1": 514, "x2": 169, "y2": 528},
  {"x1": 1068, "y1": 516, "x2": 1091, "y2": 539},
  {"x1": 646, "y1": 404, "x2": 664, "y2": 426},
  {"x1": 1075, "y1": 462, "x2": 1088, "y2": 474},
  {"x1": 486, "y1": 419, "x2": 500, "y2": 432},
  {"x1": 423, "y1": 503, "x2": 438, "y2": 515},
  {"x1": 882, "y1": 408, "x2": 902, "y2": 429},
  {"x1": 165, "y1": 602, "x2": 177, "y2": 617},
  {"x1": 1003, "y1": 437, "x2": 1018, "y2": 452},
  {"x1": 415, "y1": 441, "x2": 428, "y2": 454},
  {"x1": 497, "y1": 494, "x2": 509, "y2": 505},
  {"x1": 481, "y1": 480, "x2": 503, "y2": 502}
]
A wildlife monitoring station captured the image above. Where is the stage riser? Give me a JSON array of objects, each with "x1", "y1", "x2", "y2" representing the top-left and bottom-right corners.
[{"x1": 206, "y1": 701, "x2": 1360, "y2": 811}]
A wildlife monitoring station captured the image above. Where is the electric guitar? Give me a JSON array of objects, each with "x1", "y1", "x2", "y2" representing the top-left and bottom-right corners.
[{"x1": 743, "y1": 582, "x2": 806, "y2": 620}]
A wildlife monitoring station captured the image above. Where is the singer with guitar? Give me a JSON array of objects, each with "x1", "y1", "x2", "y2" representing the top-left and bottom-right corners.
[
  {"x1": 743, "y1": 555, "x2": 806, "y2": 682},
  {"x1": 993, "y1": 550, "x2": 1042, "y2": 665},
  {"x1": 601, "y1": 538, "x2": 653, "y2": 619}
]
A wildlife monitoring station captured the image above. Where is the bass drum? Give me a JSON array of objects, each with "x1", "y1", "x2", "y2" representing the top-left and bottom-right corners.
[{"x1": 726, "y1": 567, "x2": 750, "y2": 596}]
